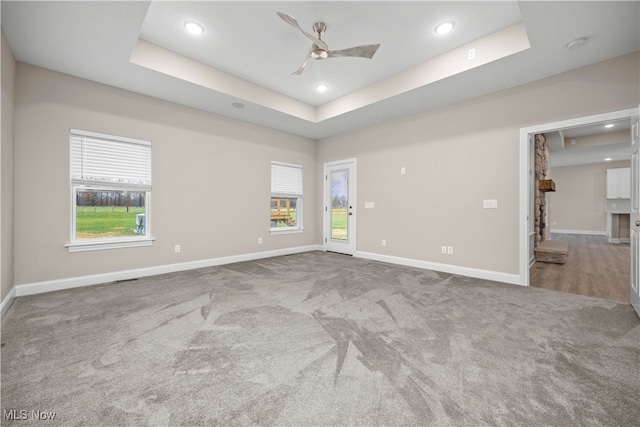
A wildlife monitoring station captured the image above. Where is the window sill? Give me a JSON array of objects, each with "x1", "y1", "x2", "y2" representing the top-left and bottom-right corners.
[
  {"x1": 66, "y1": 237, "x2": 155, "y2": 253},
  {"x1": 270, "y1": 228, "x2": 304, "y2": 236}
]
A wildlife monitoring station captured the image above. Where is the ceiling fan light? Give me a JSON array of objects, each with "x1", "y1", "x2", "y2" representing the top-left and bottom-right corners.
[
  {"x1": 184, "y1": 21, "x2": 204, "y2": 36},
  {"x1": 311, "y1": 49, "x2": 328, "y2": 60},
  {"x1": 435, "y1": 21, "x2": 455, "y2": 35}
]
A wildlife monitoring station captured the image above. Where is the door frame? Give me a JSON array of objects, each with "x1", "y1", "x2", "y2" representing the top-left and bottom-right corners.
[
  {"x1": 630, "y1": 110, "x2": 639, "y2": 317},
  {"x1": 323, "y1": 158, "x2": 357, "y2": 255},
  {"x1": 519, "y1": 107, "x2": 639, "y2": 286}
]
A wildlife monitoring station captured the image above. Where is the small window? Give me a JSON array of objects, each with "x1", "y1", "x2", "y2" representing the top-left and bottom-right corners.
[
  {"x1": 68, "y1": 129, "x2": 152, "y2": 251},
  {"x1": 271, "y1": 162, "x2": 303, "y2": 233}
]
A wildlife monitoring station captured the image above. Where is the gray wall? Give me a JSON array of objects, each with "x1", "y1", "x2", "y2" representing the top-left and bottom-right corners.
[
  {"x1": 317, "y1": 53, "x2": 639, "y2": 275},
  {"x1": 548, "y1": 160, "x2": 630, "y2": 233},
  {"x1": 4, "y1": 50, "x2": 640, "y2": 298},
  {"x1": 13, "y1": 63, "x2": 317, "y2": 286},
  {"x1": 1, "y1": 31, "x2": 16, "y2": 302}
]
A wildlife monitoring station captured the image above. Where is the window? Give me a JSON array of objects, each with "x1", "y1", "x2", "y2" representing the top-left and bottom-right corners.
[
  {"x1": 270, "y1": 161, "x2": 303, "y2": 234},
  {"x1": 68, "y1": 129, "x2": 152, "y2": 252}
]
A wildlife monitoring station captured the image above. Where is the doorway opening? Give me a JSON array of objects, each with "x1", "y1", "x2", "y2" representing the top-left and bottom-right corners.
[
  {"x1": 519, "y1": 108, "x2": 638, "y2": 303},
  {"x1": 323, "y1": 158, "x2": 357, "y2": 255}
]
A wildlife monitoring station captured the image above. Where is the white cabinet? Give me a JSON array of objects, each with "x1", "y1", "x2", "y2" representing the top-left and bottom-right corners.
[{"x1": 607, "y1": 167, "x2": 631, "y2": 199}]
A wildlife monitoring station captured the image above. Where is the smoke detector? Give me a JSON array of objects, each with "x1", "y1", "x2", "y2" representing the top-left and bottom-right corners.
[{"x1": 566, "y1": 38, "x2": 587, "y2": 49}]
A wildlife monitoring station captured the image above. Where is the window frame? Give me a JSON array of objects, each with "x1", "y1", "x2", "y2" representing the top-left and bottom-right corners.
[
  {"x1": 270, "y1": 161, "x2": 303, "y2": 235},
  {"x1": 67, "y1": 129, "x2": 154, "y2": 252}
]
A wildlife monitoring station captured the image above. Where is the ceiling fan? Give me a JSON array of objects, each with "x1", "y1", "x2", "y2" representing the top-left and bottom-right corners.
[{"x1": 276, "y1": 12, "x2": 380, "y2": 75}]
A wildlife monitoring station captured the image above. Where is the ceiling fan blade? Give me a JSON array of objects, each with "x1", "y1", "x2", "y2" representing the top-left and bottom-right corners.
[
  {"x1": 292, "y1": 47, "x2": 313, "y2": 75},
  {"x1": 276, "y1": 12, "x2": 329, "y2": 51},
  {"x1": 328, "y1": 44, "x2": 380, "y2": 59}
]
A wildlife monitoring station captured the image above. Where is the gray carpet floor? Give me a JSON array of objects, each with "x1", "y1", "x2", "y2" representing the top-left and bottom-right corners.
[{"x1": 1, "y1": 251, "x2": 639, "y2": 426}]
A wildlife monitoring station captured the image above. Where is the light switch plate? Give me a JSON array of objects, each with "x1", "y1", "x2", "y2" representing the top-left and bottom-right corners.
[
  {"x1": 483, "y1": 199, "x2": 498, "y2": 209},
  {"x1": 364, "y1": 202, "x2": 375, "y2": 209}
]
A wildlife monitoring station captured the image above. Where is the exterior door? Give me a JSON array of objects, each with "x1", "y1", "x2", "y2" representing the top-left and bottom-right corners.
[
  {"x1": 324, "y1": 159, "x2": 356, "y2": 255},
  {"x1": 630, "y1": 114, "x2": 640, "y2": 318}
]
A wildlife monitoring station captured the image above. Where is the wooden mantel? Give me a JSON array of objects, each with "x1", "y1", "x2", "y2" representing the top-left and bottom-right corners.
[{"x1": 538, "y1": 179, "x2": 556, "y2": 192}]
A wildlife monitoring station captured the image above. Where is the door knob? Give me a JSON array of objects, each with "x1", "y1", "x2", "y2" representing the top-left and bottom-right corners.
[{"x1": 636, "y1": 220, "x2": 640, "y2": 227}]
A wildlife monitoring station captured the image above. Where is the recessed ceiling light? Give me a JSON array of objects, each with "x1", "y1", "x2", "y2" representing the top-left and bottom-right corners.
[
  {"x1": 316, "y1": 84, "x2": 328, "y2": 92},
  {"x1": 184, "y1": 21, "x2": 204, "y2": 36},
  {"x1": 435, "y1": 21, "x2": 455, "y2": 35},
  {"x1": 231, "y1": 102, "x2": 245, "y2": 109},
  {"x1": 604, "y1": 124, "x2": 615, "y2": 128},
  {"x1": 604, "y1": 158, "x2": 612, "y2": 161}
]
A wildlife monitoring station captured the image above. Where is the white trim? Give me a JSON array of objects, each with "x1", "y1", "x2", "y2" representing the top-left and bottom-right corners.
[
  {"x1": 323, "y1": 157, "x2": 358, "y2": 168},
  {"x1": 1, "y1": 286, "x2": 17, "y2": 319},
  {"x1": 67, "y1": 237, "x2": 155, "y2": 252},
  {"x1": 270, "y1": 160, "x2": 302, "y2": 169},
  {"x1": 270, "y1": 228, "x2": 304, "y2": 235},
  {"x1": 71, "y1": 128, "x2": 151, "y2": 146},
  {"x1": 519, "y1": 108, "x2": 639, "y2": 287},
  {"x1": 608, "y1": 237, "x2": 631, "y2": 244},
  {"x1": 15, "y1": 245, "x2": 322, "y2": 297},
  {"x1": 355, "y1": 251, "x2": 522, "y2": 286},
  {"x1": 550, "y1": 229, "x2": 607, "y2": 236}
]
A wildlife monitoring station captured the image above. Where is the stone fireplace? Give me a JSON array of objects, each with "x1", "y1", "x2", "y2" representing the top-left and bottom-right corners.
[
  {"x1": 533, "y1": 133, "x2": 567, "y2": 264},
  {"x1": 534, "y1": 133, "x2": 550, "y2": 247}
]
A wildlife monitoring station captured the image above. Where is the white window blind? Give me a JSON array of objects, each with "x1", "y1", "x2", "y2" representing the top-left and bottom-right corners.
[
  {"x1": 271, "y1": 162, "x2": 302, "y2": 195},
  {"x1": 71, "y1": 130, "x2": 151, "y2": 190}
]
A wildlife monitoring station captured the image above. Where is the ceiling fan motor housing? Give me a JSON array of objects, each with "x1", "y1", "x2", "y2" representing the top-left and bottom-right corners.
[{"x1": 311, "y1": 22, "x2": 328, "y2": 59}]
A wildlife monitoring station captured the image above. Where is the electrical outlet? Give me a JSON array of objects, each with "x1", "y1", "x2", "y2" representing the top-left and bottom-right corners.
[
  {"x1": 447, "y1": 246, "x2": 453, "y2": 255},
  {"x1": 468, "y1": 48, "x2": 476, "y2": 60},
  {"x1": 382, "y1": 239, "x2": 386, "y2": 247},
  {"x1": 441, "y1": 246, "x2": 447, "y2": 254},
  {"x1": 258, "y1": 237, "x2": 263, "y2": 244},
  {"x1": 400, "y1": 167, "x2": 406, "y2": 175},
  {"x1": 174, "y1": 245, "x2": 181, "y2": 253}
]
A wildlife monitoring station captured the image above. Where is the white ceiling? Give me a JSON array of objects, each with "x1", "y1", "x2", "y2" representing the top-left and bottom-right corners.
[
  {"x1": 2, "y1": 1, "x2": 639, "y2": 141},
  {"x1": 139, "y1": 1, "x2": 523, "y2": 105},
  {"x1": 547, "y1": 118, "x2": 633, "y2": 168}
]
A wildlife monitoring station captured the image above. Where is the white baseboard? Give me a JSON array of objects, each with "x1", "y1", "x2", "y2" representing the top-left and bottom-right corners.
[
  {"x1": 1, "y1": 286, "x2": 17, "y2": 319},
  {"x1": 354, "y1": 251, "x2": 522, "y2": 286},
  {"x1": 551, "y1": 229, "x2": 606, "y2": 236},
  {"x1": 608, "y1": 237, "x2": 630, "y2": 244},
  {"x1": 14, "y1": 245, "x2": 322, "y2": 298},
  {"x1": 10, "y1": 245, "x2": 522, "y2": 306}
]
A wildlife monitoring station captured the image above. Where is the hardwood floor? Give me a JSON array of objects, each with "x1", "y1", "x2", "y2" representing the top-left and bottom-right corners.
[{"x1": 530, "y1": 233, "x2": 630, "y2": 303}]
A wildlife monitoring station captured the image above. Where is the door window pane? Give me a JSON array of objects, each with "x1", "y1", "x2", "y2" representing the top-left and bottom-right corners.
[{"x1": 331, "y1": 170, "x2": 348, "y2": 241}]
